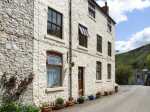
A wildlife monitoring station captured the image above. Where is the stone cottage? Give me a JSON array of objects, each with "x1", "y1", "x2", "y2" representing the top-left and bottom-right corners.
[{"x1": 0, "y1": 0, "x2": 116, "y2": 105}]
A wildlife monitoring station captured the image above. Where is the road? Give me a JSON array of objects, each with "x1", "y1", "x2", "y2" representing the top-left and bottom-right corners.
[{"x1": 56, "y1": 86, "x2": 150, "y2": 112}]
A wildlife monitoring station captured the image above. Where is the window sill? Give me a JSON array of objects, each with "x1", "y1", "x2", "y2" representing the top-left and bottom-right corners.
[
  {"x1": 45, "y1": 34, "x2": 65, "y2": 44},
  {"x1": 106, "y1": 80, "x2": 112, "y2": 82},
  {"x1": 107, "y1": 30, "x2": 112, "y2": 35},
  {"x1": 88, "y1": 15, "x2": 96, "y2": 22},
  {"x1": 45, "y1": 87, "x2": 65, "y2": 93},
  {"x1": 96, "y1": 52, "x2": 102, "y2": 56},
  {"x1": 96, "y1": 80, "x2": 103, "y2": 83},
  {"x1": 77, "y1": 45, "x2": 88, "y2": 51}
]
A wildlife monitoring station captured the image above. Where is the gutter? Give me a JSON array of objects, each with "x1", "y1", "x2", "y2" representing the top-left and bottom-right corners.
[{"x1": 69, "y1": 0, "x2": 73, "y2": 99}]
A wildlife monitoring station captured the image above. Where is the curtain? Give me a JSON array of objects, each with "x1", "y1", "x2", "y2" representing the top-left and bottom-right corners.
[{"x1": 47, "y1": 66, "x2": 61, "y2": 87}]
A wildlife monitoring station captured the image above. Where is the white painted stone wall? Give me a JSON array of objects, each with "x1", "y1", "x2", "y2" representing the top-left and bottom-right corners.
[{"x1": 33, "y1": 0, "x2": 116, "y2": 105}]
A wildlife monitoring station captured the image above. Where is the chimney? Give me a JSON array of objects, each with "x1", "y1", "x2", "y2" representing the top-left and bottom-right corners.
[{"x1": 101, "y1": 2, "x2": 109, "y2": 15}]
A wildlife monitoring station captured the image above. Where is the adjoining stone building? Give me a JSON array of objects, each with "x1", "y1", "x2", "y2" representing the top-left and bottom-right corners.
[
  {"x1": 0, "y1": 0, "x2": 34, "y2": 104},
  {"x1": 0, "y1": 0, "x2": 116, "y2": 105}
]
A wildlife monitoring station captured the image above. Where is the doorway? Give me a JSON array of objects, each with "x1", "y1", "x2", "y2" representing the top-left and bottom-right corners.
[{"x1": 78, "y1": 67, "x2": 84, "y2": 96}]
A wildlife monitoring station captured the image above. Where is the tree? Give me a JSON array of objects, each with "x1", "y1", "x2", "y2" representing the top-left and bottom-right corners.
[
  {"x1": 0, "y1": 72, "x2": 34, "y2": 103},
  {"x1": 146, "y1": 54, "x2": 150, "y2": 70},
  {"x1": 116, "y1": 64, "x2": 133, "y2": 85}
]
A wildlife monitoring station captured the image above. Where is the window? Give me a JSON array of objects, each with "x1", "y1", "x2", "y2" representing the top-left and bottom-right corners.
[
  {"x1": 97, "y1": 35, "x2": 102, "y2": 53},
  {"x1": 46, "y1": 52, "x2": 62, "y2": 88},
  {"x1": 47, "y1": 8, "x2": 63, "y2": 38},
  {"x1": 107, "y1": 19, "x2": 112, "y2": 32},
  {"x1": 79, "y1": 24, "x2": 89, "y2": 48},
  {"x1": 108, "y1": 42, "x2": 112, "y2": 56},
  {"x1": 96, "y1": 61, "x2": 102, "y2": 80},
  {"x1": 88, "y1": 0, "x2": 96, "y2": 18},
  {"x1": 107, "y1": 64, "x2": 111, "y2": 79}
]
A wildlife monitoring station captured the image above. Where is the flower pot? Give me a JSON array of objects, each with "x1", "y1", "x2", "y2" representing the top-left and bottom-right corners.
[
  {"x1": 77, "y1": 97, "x2": 85, "y2": 104},
  {"x1": 53, "y1": 104, "x2": 64, "y2": 110},
  {"x1": 41, "y1": 107, "x2": 52, "y2": 112},
  {"x1": 96, "y1": 92, "x2": 101, "y2": 99},
  {"x1": 104, "y1": 91, "x2": 108, "y2": 96},
  {"x1": 65, "y1": 101, "x2": 74, "y2": 107},
  {"x1": 109, "y1": 91, "x2": 113, "y2": 95},
  {"x1": 115, "y1": 86, "x2": 118, "y2": 93},
  {"x1": 88, "y1": 95, "x2": 95, "y2": 100}
]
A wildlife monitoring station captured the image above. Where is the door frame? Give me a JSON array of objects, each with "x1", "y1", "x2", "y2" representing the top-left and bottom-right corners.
[{"x1": 78, "y1": 66, "x2": 85, "y2": 96}]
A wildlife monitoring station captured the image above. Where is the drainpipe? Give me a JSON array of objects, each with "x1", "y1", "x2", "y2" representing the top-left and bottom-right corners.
[{"x1": 69, "y1": 0, "x2": 72, "y2": 99}]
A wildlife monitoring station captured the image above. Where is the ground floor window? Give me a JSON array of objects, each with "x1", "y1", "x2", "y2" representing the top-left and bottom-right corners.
[
  {"x1": 107, "y1": 64, "x2": 111, "y2": 79},
  {"x1": 47, "y1": 51, "x2": 62, "y2": 88},
  {"x1": 96, "y1": 61, "x2": 102, "y2": 80}
]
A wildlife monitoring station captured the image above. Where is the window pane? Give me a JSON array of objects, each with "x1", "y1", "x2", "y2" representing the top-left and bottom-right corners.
[
  {"x1": 79, "y1": 35, "x2": 87, "y2": 48},
  {"x1": 48, "y1": 54, "x2": 62, "y2": 65},
  {"x1": 57, "y1": 14, "x2": 62, "y2": 26},
  {"x1": 79, "y1": 24, "x2": 89, "y2": 37},
  {"x1": 88, "y1": 1, "x2": 96, "y2": 18},
  {"x1": 56, "y1": 26, "x2": 61, "y2": 37},
  {"x1": 108, "y1": 64, "x2": 111, "y2": 79},
  {"x1": 108, "y1": 42, "x2": 112, "y2": 56},
  {"x1": 79, "y1": 24, "x2": 88, "y2": 48},
  {"x1": 52, "y1": 11, "x2": 57, "y2": 24},
  {"x1": 96, "y1": 62, "x2": 102, "y2": 80},
  {"x1": 47, "y1": 8, "x2": 63, "y2": 38},
  {"x1": 47, "y1": 22, "x2": 52, "y2": 34},
  {"x1": 97, "y1": 35, "x2": 102, "y2": 52},
  {"x1": 47, "y1": 67, "x2": 61, "y2": 87},
  {"x1": 51, "y1": 24, "x2": 56, "y2": 34},
  {"x1": 48, "y1": 9, "x2": 52, "y2": 22}
]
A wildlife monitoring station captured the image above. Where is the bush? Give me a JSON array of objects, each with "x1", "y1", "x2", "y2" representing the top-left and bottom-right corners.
[
  {"x1": 20, "y1": 105, "x2": 39, "y2": 112},
  {"x1": 0, "y1": 102, "x2": 19, "y2": 112},
  {"x1": 0, "y1": 102, "x2": 39, "y2": 112},
  {"x1": 55, "y1": 97, "x2": 64, "y2": 105},
  {"x1": 116, "y1": 64, "x2": 133, "y2": 85},
  {"x1": 77, "y1": 96, "x2": 85, "y2": 104},
  {"x1": 88, "y1": 95, "x2": 95, "y2": 100}
]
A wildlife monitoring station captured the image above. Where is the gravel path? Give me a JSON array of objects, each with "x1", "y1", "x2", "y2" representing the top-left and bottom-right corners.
[{"x1": 55, "y1": 86, "x2": 150, "y2": 112}]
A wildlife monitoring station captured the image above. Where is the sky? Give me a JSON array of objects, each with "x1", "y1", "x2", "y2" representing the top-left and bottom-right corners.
[{"x1": 97, "y1": 0, "x2": 150, "y2": 53}]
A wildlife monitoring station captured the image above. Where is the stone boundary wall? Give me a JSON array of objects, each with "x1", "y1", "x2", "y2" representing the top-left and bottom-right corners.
[{"x1": 0, "y1": 0, "x2": 34, "y2": 104}]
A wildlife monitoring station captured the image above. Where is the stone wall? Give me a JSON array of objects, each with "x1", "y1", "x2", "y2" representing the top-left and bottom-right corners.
[
  {"x1": 0, "y1": 0, "x2": 34, "y2": 104},
  {"x1": 0, "y1": 0, "x2": 116, "y2": 105}
]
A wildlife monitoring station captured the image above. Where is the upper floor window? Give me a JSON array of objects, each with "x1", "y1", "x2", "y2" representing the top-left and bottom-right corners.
[
  {"x1": 97, "y1": 35, "x2": 102, "y2": 53},
  {"x1": 47, "y1": 8, "x2": 63, "y2": 39},
  {"x1": 96, "y1": 61, "x2": 102, "y2": 80},
  {"x1": 79, "y1": 24, "x2": 89, "y2": 48},
  {"x1": 107, "y1": 19, "x2": 112, "y2": 33},
  {"x1": 46, "y1": 51, "x2": 63, "y2": 88},
  {"x1": 108, "y1": 41, "x2": 112, "y2": 56},
  {"x1": 107, "y1": 64, "x2": 111, "y2": 79},
  {"x1": 88, "y1": 0, "x2": 96, "y2": 19}
]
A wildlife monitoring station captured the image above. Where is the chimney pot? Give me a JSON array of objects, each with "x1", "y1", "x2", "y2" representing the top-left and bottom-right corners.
[
  {"x1": 101, "y1": 1, "x2": 109, "y2": 15},
  {"x1": 105, "y1": 2, "x2": 107, "y2": 6}
]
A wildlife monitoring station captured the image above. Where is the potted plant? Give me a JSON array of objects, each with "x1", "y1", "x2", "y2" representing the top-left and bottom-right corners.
[
  {"x1": 115, "y1": 86, "x2": 118, "y2": 93},
  {"x1": 109, "y1": 91, "x2": 113, "y2": 95},
  {"x1": 88, "y1": 95, "x2": 95, "y2": 100},
  {"x1": 41, "y1": 103, "x2": 52, "y2": 112},
  {"x1": 54, "y1": 97, "x2": 64, "y2": 110},
  {"x1": 77, "y1": 96, "x2": 85, "y2": 104},
  {"x1": 104, "y1": 91, "x2": 108, "y2": 96},
  {"x1": 96, "y1": 92, "x2": 101, "y2": 99}
]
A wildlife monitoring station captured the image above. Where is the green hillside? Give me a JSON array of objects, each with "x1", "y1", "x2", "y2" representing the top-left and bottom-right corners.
[
  {"x1": 116, "y1": 44, "x2": 150, "y2": 85},
  {"x1": 116, "y1": 44, "x2": 150, "y2": 69}
]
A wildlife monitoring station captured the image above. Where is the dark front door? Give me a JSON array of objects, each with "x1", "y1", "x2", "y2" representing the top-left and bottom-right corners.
[{"x1": 78, "y1": 67, "x2": 84, "y2": 96}]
